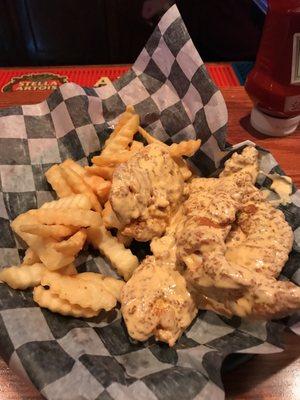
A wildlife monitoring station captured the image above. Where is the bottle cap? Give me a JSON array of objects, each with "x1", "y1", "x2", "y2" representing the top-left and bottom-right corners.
[{"x1": 250, "y1": 107, "x2": 300, "y2": 137}]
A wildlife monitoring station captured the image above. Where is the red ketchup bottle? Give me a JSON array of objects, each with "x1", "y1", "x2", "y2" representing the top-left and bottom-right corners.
[{"x1": 245, "y1": 0, "x2": 300, "y2": 136}]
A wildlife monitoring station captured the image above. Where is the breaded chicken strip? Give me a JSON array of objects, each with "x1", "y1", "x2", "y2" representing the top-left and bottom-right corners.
[
  {"x1": 110, "y1": 144, "x2": 185, "y2": 241},
  {"x1": 177, "y1": 147, "x2": 297, "y2": 319},
  {"x1": 121, "y1": 255, "x2": 197, "y2": 346},
  {"x1": 225, "y1": 182, "x2": 293, "y2": 279},
  {"x1": 178, "y1": 177, "x2": 251, "y2": 290}
]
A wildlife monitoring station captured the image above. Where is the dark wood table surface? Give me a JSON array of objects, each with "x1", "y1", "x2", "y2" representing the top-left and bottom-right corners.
[{"x1": 0, "y1": 85, "x2": 299, "y2": 400}]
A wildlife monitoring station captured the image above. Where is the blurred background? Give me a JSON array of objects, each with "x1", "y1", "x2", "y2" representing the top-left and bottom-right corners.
[{"x1": 0, "y1": 0, "x2": 265, "y2": 67}]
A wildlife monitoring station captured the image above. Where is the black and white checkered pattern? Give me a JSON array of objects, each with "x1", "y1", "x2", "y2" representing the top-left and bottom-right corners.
[{"x1": 0, "y1": 5, "x2": 298, "y2": 400}]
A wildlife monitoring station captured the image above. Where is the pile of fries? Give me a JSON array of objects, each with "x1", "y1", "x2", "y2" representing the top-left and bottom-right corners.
[{"x1": 0, "y1": 106, "x2": 200, "y2": 319}]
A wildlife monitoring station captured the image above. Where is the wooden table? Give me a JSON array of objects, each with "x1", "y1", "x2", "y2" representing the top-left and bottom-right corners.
[{"x1": 0, "y1": 86, "x2": 299, "y2": 400}]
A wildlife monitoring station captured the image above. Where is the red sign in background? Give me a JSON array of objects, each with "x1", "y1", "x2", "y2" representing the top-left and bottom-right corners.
[{"x1": 0, "y1": 64, "x2": 240, "y2": 93}]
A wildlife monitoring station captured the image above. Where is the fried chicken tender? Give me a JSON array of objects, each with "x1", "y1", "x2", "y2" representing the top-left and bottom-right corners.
[
  {"x1": 196, "y1": 272, "x2": 300, "y2": 320},
  {"x1": 226, "y1": 183, "x2": 294, "y2": 278},
  {"x1": 175, "y1": 147, "x2": 298, "y2": 319},
  {"x1": 177, "y1": 178, "x2": 252, "y2": 290},
  {"x1": 220, "y1": 148, "x2": 293, "y2": 279},
  {"x1": 121, "y1": 256, "x2": 197, "y2": 346},
  {"x1": 110, "y1": 143, "x2": 185, "y2": 241}
]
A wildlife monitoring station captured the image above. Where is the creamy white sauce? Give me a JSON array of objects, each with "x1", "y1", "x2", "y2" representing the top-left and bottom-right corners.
[{"x1": 269, "y1": 173, "x2": 292, "y2": 205}]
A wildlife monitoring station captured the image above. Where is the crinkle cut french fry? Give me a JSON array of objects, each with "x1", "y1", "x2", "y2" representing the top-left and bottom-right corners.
[
  {"x1": 84, "y1": 165, "x2": 114, "y2": 180},
  {"x1": 0, "y1": 263, "x2": 45, "y2": 289},
  {"x1": 92, "y1": 115, "x2": 140, "y2": 166},
  {"x1": 138, "y1": 126, "x2": 201, "y2": 158},
  {"x1": 11, "y1": 209, "x2": 88, "y2": 270},
  {"x1": 20, "y1": 223, "x2": 78, "y2": 239},
  {"x1": 84, "y1": 175, "x2": 111, "y2": 202},
  {"x1": 87, "y1": 226, "x2": 138, "y2": 281},
  {"x1": 52, "y1": 230, "x2": 87, "y2": 256},
  {"x1": 29, "y1": 208, "x2": 102, "y2": 228},
  {"x1": 12, "y1": 215, "x2": 74, "y2": 270},
  {"x1": 41, "y1": 271, "x2": 117, "y2": 311},
  {"x1": 60, "y1": 160, "x2": 111, "y2": 203},
  {"x1": 23, "y1": 248, "x2": 40, "y2": 265},
  {"x1": 60, "y1": 165, "x2": 101, "y2": 212},
  {"x1": 61, "y1": 159, "x2": 86, "y2": 177},
  {"x1": 41, "y1": 194, "x2": 92, "y2": 210},
  {"x1": 105, "y1": 106, "x2": 135, "y2": 146},
  {"x1": 92, "y1": 151, "x2": 132, "y2": 166},
  {"x1": 138, "y1": 126, "x2": 166, "y2": 146},
  {"x1": 31, "y1": 238, "x2": 74, "y2": 270},
  {"x1": 33, "y1": 286, "x2": 98, "y2": 318},
  {"x1": 45, "y1": 165, "x2": 74, "y2": 198},
  {"x1": 78, "y1": 272, "x2": 125, "y2": 301},
  {"x1": 106, "y1": 115, "x2": 139, "y2": 150},
  {"x1": 91, "y1": 178, "x2": 111, "y2": 203},
  {"x1": 92, "y1": 142, "x2": 144, "y2": 167},
  {"x1": 169, "y1": 139, "x2": 201, "y2": 158}
]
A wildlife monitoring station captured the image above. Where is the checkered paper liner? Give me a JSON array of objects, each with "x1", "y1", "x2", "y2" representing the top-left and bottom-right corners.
[{"x1": 0, "y1": 5, "x2": 299, "y2": 400}]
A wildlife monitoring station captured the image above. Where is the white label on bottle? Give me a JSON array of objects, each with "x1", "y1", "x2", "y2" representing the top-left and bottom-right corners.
[
  {"x1": 284, "y1": 94, "x2": 300, "y2": 112},
  {"x1": 291, "y1": 33, "x2": 300, "y2": 84}
]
